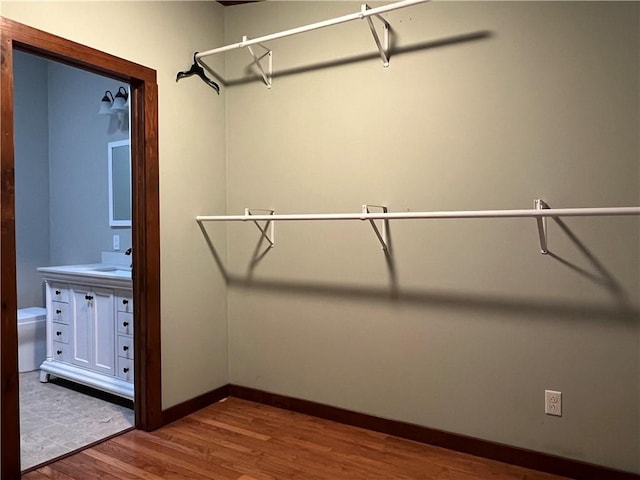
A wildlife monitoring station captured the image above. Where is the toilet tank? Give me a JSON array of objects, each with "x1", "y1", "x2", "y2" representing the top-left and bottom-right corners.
[{"x1": 18, "y1": 307, "x2": 47, "y2": 373}]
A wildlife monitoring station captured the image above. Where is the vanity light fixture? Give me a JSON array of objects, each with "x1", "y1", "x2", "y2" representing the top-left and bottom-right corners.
[
  {"x1": 98, "y1": 90, "x2": 115, "y2": 115},
  {"x1": 111, "y1": 87, "x2": 129, "y2": 113},
  {"x1": 98, "y1": 86, "x2": 129, "y2": 115}
]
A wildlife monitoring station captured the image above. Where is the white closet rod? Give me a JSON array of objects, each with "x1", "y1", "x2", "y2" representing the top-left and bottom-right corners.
[
  {"x1": 195, "y1": 0, "x2": 430, "y2": 60},
  {"x1": 196, "y1": 206, "x2": 640, "y2": 223}
]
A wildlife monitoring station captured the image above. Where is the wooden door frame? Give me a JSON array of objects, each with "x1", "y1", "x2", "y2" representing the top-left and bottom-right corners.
[{"x1": 0, "y1": 18, "x2": 162, "y2": 477}]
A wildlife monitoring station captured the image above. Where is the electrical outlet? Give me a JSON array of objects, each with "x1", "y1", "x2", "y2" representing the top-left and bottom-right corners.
[
  {"x1": 113, "y1": 234, "x2": 120, "y2": 251},
  {"x1": 545, "y1": 390, "x2": 562, "y2": 416}
]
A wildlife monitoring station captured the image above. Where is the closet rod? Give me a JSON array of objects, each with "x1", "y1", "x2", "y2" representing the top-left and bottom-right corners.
[
  {"x1": 196, "y1": 206, "x2": 640, "y2": 223},
  {"x1": 195, "y1": 0, "x2": 430, "y2": 60}
]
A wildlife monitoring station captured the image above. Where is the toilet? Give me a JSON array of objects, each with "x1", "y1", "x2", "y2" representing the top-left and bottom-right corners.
[{"x1": 17, "y1": 307, "x2": 47, "y2": 373}]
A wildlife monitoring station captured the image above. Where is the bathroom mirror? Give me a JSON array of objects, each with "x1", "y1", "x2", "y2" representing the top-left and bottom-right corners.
[{"x1": 108, "y1": 139, "x2": 132, "y2": 227}]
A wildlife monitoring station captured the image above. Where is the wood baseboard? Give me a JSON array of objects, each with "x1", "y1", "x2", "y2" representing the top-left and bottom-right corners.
[
  {"x1": 161, "y1": 384, "x2": 230, "y2": 426},
  {"x1": 159, "y1": 383, "x2": 638, "y2": 480},
  {"x1": 228, "y1": 384, "x2": 640, "y2": 480}
]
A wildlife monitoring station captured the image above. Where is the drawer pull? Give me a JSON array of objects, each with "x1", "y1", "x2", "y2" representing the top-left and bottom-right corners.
[
  {"x1": 55, "y1": 290, "x2": 61, "y2": 295},
  {"x1": 56, "y1": 331, "x2": 62, "y2": 336},
  {"x1": 123, "y1": 367, "x2": 130, "y2": 373},
  {"x1": 122, "y1": 299, "x2": 129, "y2": 305},
  {"x1": 85, "y1": 294, "x2": 94, "y2": 301},
  {"x1": 123, "y1": 345, "x2": 129, "y2": 351},
  {"x1": 123, "y1": 321, "x2": 129, "y2": 327},
  {"x1": 56, "y1": 350, "x2": 62, "y2": 355},
  {"x1": 56, "y1": 309, "x2": 62, "y2": 314}
]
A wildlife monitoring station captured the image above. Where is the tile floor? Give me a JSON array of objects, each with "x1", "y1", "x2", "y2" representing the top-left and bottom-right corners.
[{"x1": 19, "y1": 370, "x2": 134, "y2": 471}]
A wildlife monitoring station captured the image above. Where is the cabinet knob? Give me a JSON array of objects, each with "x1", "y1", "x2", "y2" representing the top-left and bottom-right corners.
[
  {"x1": 123, "y1": 367, "x2": 130, "y2": 373},
  {"x1": 123, "y1": 345, "x2": 129, "y2": 351},
  {"x1": 56, "y1": 309, "x2": 62, "y2": 314},
  {"x1": 85, "y1": 295, "x2": 93, "y2": 301},
  {"x1": 56, "y1": 350, "x2": 62, "y2": 355},
  {"x1": 56, "y1": 331, "x2": 62, "y2": 336},
  {"x1": 123, "y1": 321, "x2": 129, "y2": 327},
  {"x1": 122, "y1": 299, "x2": 129, "y2": 305}
]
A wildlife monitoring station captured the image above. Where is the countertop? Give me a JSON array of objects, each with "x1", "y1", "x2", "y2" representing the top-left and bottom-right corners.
[{"x1": 37, "y1": 263, "x2": 132, "y2": 281}]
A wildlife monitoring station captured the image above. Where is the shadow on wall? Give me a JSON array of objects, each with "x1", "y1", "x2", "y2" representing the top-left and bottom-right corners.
[
  {"x1": 196, "y1": 30, "x2": 494, "y2": 88},
  {"x1": 222, "y1": 276, "x2": 638, "y2": 324},
  {"x1": 545, "y1": 216, "x2": 629, "y2": 306},
  {"x1": 197, "y1": 220, "x2": 639, "y2": 324}
]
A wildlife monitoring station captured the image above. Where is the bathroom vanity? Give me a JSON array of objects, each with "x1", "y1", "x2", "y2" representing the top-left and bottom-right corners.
[{"x1": 38, "y1": 262, "x2": 133, "y2": 400}]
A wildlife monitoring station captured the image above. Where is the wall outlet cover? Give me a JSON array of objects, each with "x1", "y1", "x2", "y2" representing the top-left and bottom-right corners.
[{"x1": 545, "y1": 390, "x2": 562, "y2": 416}]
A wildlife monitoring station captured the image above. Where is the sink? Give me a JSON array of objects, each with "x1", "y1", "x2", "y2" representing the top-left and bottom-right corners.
[
  {"x1": 88, "y1": 265, "x2": 132, "y2": 277},
  {"x1": 91, "y1": 265, "x2": 131, "y2": 272},
  {"x1": 92, "y1": 266, "x2": 118, "y2": 272}
]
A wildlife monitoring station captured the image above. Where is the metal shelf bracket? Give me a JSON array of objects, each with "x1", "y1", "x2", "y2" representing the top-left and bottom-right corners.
[
  {"x1": 244, "y1": 37, "x2": 273, "y2": 88},
  {"x1": 534, "y1": 198, "x2": 549, "y2": 254},
  {"x1": 363, "y1": 204, "x2": 391, "y2": 252},
  {"x1": 362, "y1": 4, "x2": 391, "y2": 67},
  {"x1": 246, "y1": 208, "x2": 275, "y2": 246}
]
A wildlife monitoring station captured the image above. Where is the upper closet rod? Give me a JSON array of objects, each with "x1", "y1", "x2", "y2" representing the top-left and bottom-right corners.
[
  {"x1": 196, "y1": 206, "x2": 640, "y2": 223},
  {"x1": 195, "y1": 0, "x2": 430, "y2": 60}
]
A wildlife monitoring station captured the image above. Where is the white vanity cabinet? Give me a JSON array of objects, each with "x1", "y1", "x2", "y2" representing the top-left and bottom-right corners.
[
  {"x1": 69, "y1": 285, "x2": 115, "y2": 376},
  {"x1": 38, "y1": 265, "x2": 133, "y2": 400}
]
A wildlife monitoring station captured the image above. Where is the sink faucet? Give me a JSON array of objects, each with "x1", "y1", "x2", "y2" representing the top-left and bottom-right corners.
[{"x1": 125, "y1": 247, "x2": 132, "y2": 268}]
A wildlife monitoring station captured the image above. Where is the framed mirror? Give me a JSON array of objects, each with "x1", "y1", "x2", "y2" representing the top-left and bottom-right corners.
[{"x1": 108, "y1": 139, "x2": 132, "y2": 227}]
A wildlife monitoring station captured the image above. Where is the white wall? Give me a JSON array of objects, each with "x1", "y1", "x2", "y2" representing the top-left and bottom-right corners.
[
  {"x1": 1, "y1": 1, "x2": 229, "y2": 409},
  {"x1": 223, "y1": 1, "x2": 639, "y2": 473}
]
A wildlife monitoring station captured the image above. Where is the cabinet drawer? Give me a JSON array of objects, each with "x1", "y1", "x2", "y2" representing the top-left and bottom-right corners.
[
  {"x1": 51, "y1": 284, "x2": 69, "y2": 303},
  {"x1": 117, "y1": 357, "x2": 134, "y2": 382},
  {"x1": 52, "y1": 322, "x2": 69, "y2": 344},
  {"x1": 53, "y1": 342, "x2": 70, "y2": 363},
  {"x1": 117, "y1": 335, "x2": 133, "y2": 359},
  {"x1": 116, "y1": 291, "x2": 133, "y2": 313},
  {"x1": 52, "y1": 302, "x2": 69, "y2": 324},
  {"x1": 117, "y1": 312, "x2": 134, "y2": 336}
]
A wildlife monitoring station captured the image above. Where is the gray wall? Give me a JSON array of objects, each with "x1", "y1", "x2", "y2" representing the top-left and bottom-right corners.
[
  {"x1": 14, "y1": 51, "x2": 50, "y2": 309},
  {"x1": 224, "y1": 1, "x2": 639, "y2": 473},
  {"x1": 47, "y1": 61, "x2": 130, "y2": 265},
  {"x1": 13, "y1": 52, "x2": 131, "y2": 307}
]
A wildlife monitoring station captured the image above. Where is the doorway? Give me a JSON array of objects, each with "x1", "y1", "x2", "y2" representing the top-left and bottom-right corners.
[
  {"x1": 1, "y1": 18, "x2": 162, "y2": 478},
  {"x1": 15, "y1": 50, "x2": 135, "y2": 469}
]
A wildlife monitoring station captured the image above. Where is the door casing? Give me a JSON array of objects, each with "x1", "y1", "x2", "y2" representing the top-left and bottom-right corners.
[{"x1": 0, "y1": 17, "x2": 162, "y2": 478}]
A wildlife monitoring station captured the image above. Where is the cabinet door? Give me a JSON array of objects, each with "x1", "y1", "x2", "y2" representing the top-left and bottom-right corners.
[
  {"x1": 92, "y1": 287, "x2": 115, "y2": 376},
  {"x1": 70, "y1": 286, "x2": 92, "y2": 369},
  {"x1": 69, "y1": 285, "x2": 115, "y2": 376}
]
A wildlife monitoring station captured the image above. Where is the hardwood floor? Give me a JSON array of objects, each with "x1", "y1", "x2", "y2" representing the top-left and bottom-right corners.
[{"x1": 23, "y1": 397, "x2": 570, "y2": 480}]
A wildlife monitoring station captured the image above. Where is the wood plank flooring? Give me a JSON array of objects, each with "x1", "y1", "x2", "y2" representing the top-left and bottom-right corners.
[{"x1": 23, "y1": 397, "x2": 571, "y2": 480}]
